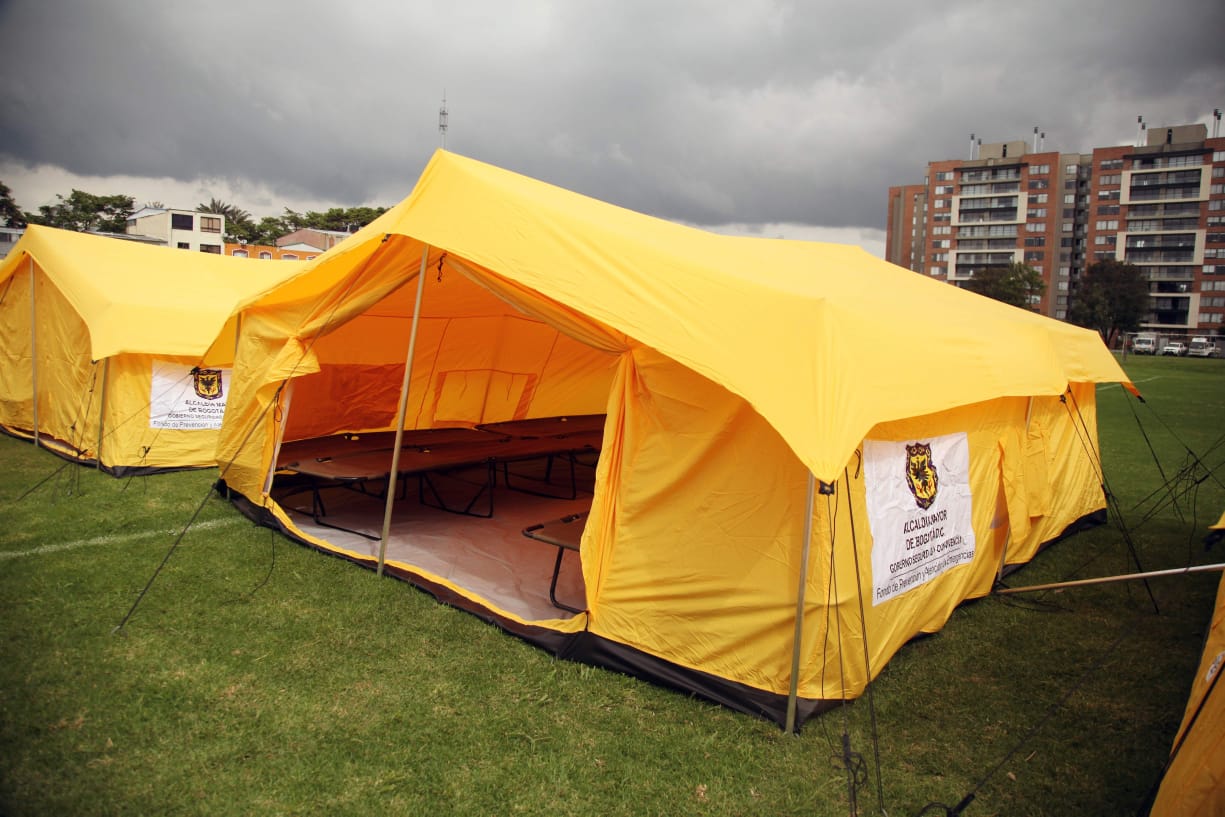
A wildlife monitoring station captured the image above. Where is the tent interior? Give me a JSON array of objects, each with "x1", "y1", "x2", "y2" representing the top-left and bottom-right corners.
[{"x1": 258, "y1": 258, "x2": 621, "y2": 624}]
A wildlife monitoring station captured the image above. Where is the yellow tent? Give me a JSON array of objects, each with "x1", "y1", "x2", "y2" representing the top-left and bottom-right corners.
[
  {"x1": 0, "y1": 226, "x2": 306, "y2": 474},
  {"x1": 1150, "y1": 515, "x2": 1225, "y2": 816},
  {"x1": 216, "y1": 150, "x2": 1131, "y2": 728}
]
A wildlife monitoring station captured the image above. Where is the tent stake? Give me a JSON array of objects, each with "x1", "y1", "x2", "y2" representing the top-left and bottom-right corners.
[
  {"x1": 377, "y1": 245, "x2": 431, "y2": 577},
  {"x1": 995, "y1": 562, "x2": 1225, "y2": 595},
  {"x1": 785, "y1": 472, "x2": 818, "y2": 733}
]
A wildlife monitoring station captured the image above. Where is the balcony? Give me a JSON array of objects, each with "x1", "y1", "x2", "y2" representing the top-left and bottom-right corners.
[{"x1": 1125, "y1": 250, "x2": 1196, "y2": 263}]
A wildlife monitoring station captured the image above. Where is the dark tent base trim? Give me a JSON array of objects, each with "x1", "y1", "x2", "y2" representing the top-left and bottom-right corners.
[
  {"x1": 2, "y1": 423, "x2": 205, "y2": 478},
  {"x1": 998, "y1": 508, "x2": 1107, "y2": 578}
]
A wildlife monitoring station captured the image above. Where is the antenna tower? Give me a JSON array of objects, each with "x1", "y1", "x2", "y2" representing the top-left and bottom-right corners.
[{"x1": 439, "y1": 92, "x2": 449, "y2": 148}]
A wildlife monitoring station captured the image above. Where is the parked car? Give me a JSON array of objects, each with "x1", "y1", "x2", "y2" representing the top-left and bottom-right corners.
[
  {"x1": 1161, "y1": 341, "x2": 1187, "y2": 356},
  {"x1": 1188, "y1": 337, "x2": 1219, "y2": 358},
  {"x1": 1132, "y1": 335, "x2": 1158, "y2": 355}
]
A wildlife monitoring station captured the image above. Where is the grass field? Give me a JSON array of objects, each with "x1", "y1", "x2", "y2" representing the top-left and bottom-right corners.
[{"x1": 1, "y1": 355, "x2": 1222, "y2": 816}]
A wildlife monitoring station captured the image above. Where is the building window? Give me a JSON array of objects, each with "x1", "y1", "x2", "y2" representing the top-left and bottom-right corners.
[
  {"x1": 934, "y1": 199, "x2": 948, "y2": 208},
  {"x1": 929, "y1": 266, "x2": 945, "y2": 276},
  {"x1": 1031, "y1": 164, "x2": 1050, "y2": 175},
  {"x1": 231, "y1": 249, "x2": 249, "y2": 257},
  {"x1": 171, "y1": 213, "x2": 194, "y2": 230},
  {"x1": 1034, "y1": 194, "x2": 1048, "y2": 204},
  {"x1": 1100, "y1": 159, "x2": 1123, "y2": 170},
  {"x1": 282, "y1": 253, "x2": 298, "y2": 260},
  {"x1": 1025, "y1": 236, "x2": 1046, "y2": 246},
  {"x1": 200, "y1": 244, "x2": 221, "y2": 254},
  {"x1": 1095, "y1": 220, "x2": 1119, "y2": 230},
  {"x1": 177, "y1": 242, "x2": 190, "y2": 249},
  {"x1": 259, "y1": 252, "x2": 272, "y2": 260},
  {"x1": 200, "y1": 216, "x2": 221, "y2": 233},
  {"x1": 936, "y1": 171, "x2": 954, "y2": 181},
  {"x1": 1065, "y1": 164, "x2": 1079, "y2": 175},
  {"x1": 932, "y1": 226, "x2": 951, "y2": 236},
  {"x1": 1064, "y1": 194, "x2": 1076, "y2": 205}
]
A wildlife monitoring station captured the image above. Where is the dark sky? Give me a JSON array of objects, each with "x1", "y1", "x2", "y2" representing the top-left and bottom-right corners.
[{"x1": 2, "y1": 0, "x2": 1222, "y2": 255}]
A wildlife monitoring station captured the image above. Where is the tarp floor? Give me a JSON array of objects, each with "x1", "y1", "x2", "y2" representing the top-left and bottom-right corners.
[{"x1": 273, "y1": 460, "x2": 594, "y2": 622}]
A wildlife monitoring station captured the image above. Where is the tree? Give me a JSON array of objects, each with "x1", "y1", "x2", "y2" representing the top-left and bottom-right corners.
[
  {"x1": 1067, "y1": 259, "x2": 1149, "y2": 348},
  {"x1": 197, "y1": 197, "x2": 251, "y2": 224},
  {"x1": 24, "y1": 189, "x2": 134, "y2": 233},
  {"x1": 0, "y1": 181, "x2": 26, "y2": 227},
  {"x1": 282, "y1": 205, "x2": 387, "y2": 233},
  {"x1": 964, "y1": 261, "x2": 1046, "y2": 309}
]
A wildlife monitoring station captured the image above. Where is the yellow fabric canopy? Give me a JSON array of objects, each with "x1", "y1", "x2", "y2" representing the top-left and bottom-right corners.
[
  {"x1": 0, "y1": 225, "x2": 305, "y2": 360},
  {"x1": 236, "y1": 150, "x2": 1129, "y2": 483}
]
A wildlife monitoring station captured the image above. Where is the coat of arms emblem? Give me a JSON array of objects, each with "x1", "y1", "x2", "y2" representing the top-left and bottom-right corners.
[
  {"x1": 905, "y1": 442, "x2": 938, "y2": 510},
  {"x1": 192, "y1": 368, "x2": 224, "y2": 400}
]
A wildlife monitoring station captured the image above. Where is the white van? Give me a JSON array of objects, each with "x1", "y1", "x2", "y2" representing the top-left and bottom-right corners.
[{"x1": 1132, "y1": 335, "x2": 1157, "y2": 355}]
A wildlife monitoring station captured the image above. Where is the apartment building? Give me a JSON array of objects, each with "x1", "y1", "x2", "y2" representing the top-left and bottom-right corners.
[
  {"x1": 125, "y1": 207, "x2": 226, "y2": 253},
  {"x1": 887, "y1": 122, "x2": 1225, "y2": 334}
]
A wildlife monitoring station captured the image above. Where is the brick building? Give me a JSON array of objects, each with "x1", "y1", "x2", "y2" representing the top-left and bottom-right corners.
[{"x1": 887, "y1": 122, "x2": 1225, "y2": 336}]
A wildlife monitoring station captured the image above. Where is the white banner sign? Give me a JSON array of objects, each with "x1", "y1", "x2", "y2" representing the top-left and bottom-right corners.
[
  {"x1": 864, "y1": 432, "x2": 976, "y2": 606},
  {"x1": 149, "y1": 361, "x2": 229, "y2": 430}
]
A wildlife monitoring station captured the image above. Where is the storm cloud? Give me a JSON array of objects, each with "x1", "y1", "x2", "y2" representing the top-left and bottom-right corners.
[{"x1": 1, "y1": 0, "x2": 1222, "y2": 252}]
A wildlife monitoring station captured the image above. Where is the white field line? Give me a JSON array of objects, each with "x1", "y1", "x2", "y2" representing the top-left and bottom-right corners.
[{"x1": 0, "y1": 516, "x2": 247, "y2": 561}]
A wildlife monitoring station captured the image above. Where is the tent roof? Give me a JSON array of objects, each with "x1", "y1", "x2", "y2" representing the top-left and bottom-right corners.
[
  {"x1": 245, "y1": 150, "x2": 1131, "y2": 482},
  {"x1": 0, "y1": 225, "x2": 307, "y2": 360}
]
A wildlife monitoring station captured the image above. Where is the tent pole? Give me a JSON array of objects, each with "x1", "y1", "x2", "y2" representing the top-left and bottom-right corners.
[
  {"x1": 995, "y1": 562, "x2": 1225, "y2": 595},
  {"x1": 27, "y1": 258, "x2": 42, "y2": 449},
  {"x1": 263, "y1": 380, "x2": 295, "y2": 497},
  {"x1": 785, "y1": 472, "x2": 818, "y2": 733},
  {"x1": 96, "y1": 358, "x2": 110, "y2": 470},
  {"x1": 377, "y1": 245, "x2": 431, "y2": 577}
]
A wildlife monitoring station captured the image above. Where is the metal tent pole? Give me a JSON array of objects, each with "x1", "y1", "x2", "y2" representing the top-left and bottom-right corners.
[
  {"x1": 28, "y1": 258, "x2": 39, "y2": 448},
  {"x1": 96, "y1": 359, "x2": 110, "y2": 469},
  {"x1": 785, "y1": 472, "x2": 818, "y2": 733},
  {"x1": 377, "y1": 245, "x2": 431, "y2": 577},
  {"x1": 263, "y1": 380, "x2": 295, "y2": 497},
  {"x1": 995, "y1": 562, "x2": 1225, "y2": 595}
]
